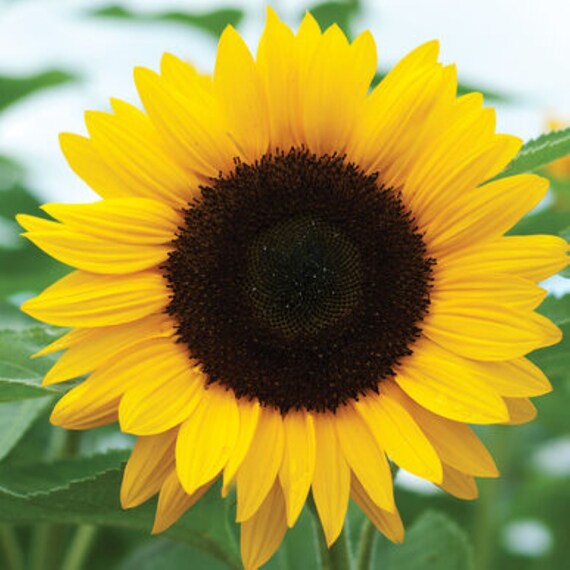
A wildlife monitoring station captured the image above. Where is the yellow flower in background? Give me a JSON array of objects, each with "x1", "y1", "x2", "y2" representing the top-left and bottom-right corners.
[
  {"x1": 545, "y1": 118, "x2": 570, "y2": 179},
  {"x1": 17, "y1": 8, "x2": 568, "y2": 570}
]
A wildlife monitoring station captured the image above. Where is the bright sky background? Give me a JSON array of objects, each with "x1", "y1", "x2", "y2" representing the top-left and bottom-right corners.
[{"x1": 0, "y1": 0, "x2": 568, "y2": 203}]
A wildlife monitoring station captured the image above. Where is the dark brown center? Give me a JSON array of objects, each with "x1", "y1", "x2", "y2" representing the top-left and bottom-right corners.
[{"x1": 164, "y1": 148, "x2": 434, "y2": 413}]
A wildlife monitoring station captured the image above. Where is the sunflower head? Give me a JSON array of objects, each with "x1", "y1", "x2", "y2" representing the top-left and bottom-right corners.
[{"x1": 17, "y1": 7, "x2": 568, "y2": 570}]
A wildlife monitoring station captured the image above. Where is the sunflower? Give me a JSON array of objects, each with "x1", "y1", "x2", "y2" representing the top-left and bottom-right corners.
[{"x1": 17, "y1": 8, "x2": 568, "y2": 570}]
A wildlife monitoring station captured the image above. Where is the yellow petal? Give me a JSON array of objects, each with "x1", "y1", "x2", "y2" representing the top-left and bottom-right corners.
[
  {"x1": 423, "y1": 303, "x2": 562, "y2": 361},
  {"x1": 32, "y1": 327, "x2": 90, "y2": 358},
  {"x1": 159, "y1": 52, "x2": 212, "y2": 94},
  {"x1": 176, "y1": 384, "x2": 239, "y2": 495},
  {"x1": 312, "y1": 413, "x2": 350, "y2": 546},
  {"x1": 351, "y1": 476, "x2": 404, "y2": 544},
  {"x1": 21, "y1": 270, "x2": 168, "y2": 328},
  {"x1": 42, "y1": 314, "x2": 175, "y2": 385},
  {"x1": 41, "y1": 198, "x2": 180, "y2": 244},
  {"x1": 45, "y1": 327, "x2": 153, "y2": 387},
  {"x1": 241, "y1": 480, "x2": 287, "y2": 570},
  {"x1": 256, "y1": 7, "x2": 298, "y2": 150},
  {"x1": 380, "y1": 63, "x2": 461, "y2": 194},
  {"x1": 287, "y1": 11, "x2": 322, "y2": 146},
  {"x1": 334, "y1": 404, "x2": 395, "y2": 512},
  {"x1": 119, "y1": 341, "x2": 205, "y2": 435},
  {"x1": 432, "y1": 268, "x2": 547, "y2": 311},
  {"x1": 121, "y1": 429, "x2": 177, "y2": 508},
  {"x1": 214, "y1": 25, "x2": 269, "y2": 161},
  {"x1": 390, "y1": 384, "x2": 498, "y2": 477},
  {"x1": 52, "y1": 395, "x2": 118, "y2": 430},
  {"x1": 409, "y1": 134, "x2": 522, "y2": 226},
  {"x1": 50, "y1": 338, "x2": 184, "y2": 430},
  {"x1": 135, "y1": 65, "x2": 239, "y2": 179},
  {"x1": 21, "y1": 228, "x2": 171, "y2": 275},
  {"x1": 440, "y1": 235, "x2": 569, "y2": 283},
  {"x1": 438, "y1": 464, "x2": 478, "y2": 500},
  {"x1": 236, "y1": 407, "x2": 284, "y2": 522},
  {"x1": 503, "y1": 398, "x2": 537, "y2": 425},
  {"x1": 222, "y1": 399, "x2": 260, "y2": 496},
  {"x1": 278, "y1": 411, "x2": 315, "y2": 527},
  {"x1": 469, "y1": 357, "x2": 552, "y2": 398},
  {"x1": 348, "y1": 40, "x2": 443, "y2": 180},
  {"x1": 393, "y1": 89, "x2": 491, "y2": 200},
  {"x1": 396, "y1": 339, "x2": 509, "y2": 424},
  {"x1": 152, "y1": 469, "x2": 215, "y2": 534},
  {"x1": 16, "y1": 214, "x2": 60, "y2": 233},
  {"x1": 59, "y1": 133, "x2": 126, "y2": 200},
  {"x1": 427, "y1": 175, "x2": 548, "y2": 254},
  {"x1": 356, "y1": 386, "x2": 442, "y2": 483},
  {"x1": 301, "y1": 25, "x2": 376, "y2": 155},
  {"x1": 83, "y1": 106, "x2": 196, "y2": 207}
]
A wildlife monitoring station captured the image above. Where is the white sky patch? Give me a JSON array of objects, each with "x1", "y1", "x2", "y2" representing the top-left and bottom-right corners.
[
  {"x1": 503, "y1": 519, "x2": 553, "y2": 557},
  {"x1": 395, "y1": 469, "x2": 440, "y2": 495},
  {"x1": 533, "y1": 437, "x2": 570, "y2": 477}
]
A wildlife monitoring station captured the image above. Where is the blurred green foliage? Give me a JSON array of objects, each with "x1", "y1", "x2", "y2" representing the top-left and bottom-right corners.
[
  {"x1": 306, "y1": 0, "x2": 359, "y2": 36},
  {"x1": 0, "y1": 70, "x2": 76, "y2": 113},
  {"x1": 0, "y1": 2, "x2": 569, "y2": 570},
  {"x1": 88, "y1": 5, "x2": 244, "y2": 38}
]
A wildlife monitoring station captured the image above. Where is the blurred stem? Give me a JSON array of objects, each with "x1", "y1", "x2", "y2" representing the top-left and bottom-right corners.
[
  {"x1": 0, "y1": 525, "x2": 25, "y2": 570},
  {"x1": 29, "y1": 525, "x2": 64, "y2": 570},
  {"x1": 61, "y1": 525, "x2": 97, "y2": 570},
  {"x1": 30, "y1": 428, "x2": 84, "y2": 570},
  {"x1": 473, "y1": 426, "x2": 511, "y2": 570},
  {"x1": 309, "y1": 497, "x2": 353, "y2": 570},
  {"x1": 355, "y1": 519, "x2": 376, "y2": 570},
  {"x1": 319, "y1": 531, "x2": 352, "y2": 570}
]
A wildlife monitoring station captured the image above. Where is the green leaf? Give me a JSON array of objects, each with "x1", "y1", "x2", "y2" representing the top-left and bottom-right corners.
[
  {"x1": 538, "y1": 295, "x2": 570, "y2": 327},
  {"x1": 0, "y1": 183, "x2": 42, "y2": 220},
  {"x1": 510, "y1": 176, "x2": 570, "y2": 237},
  {"x1": 89, "y1": 5, "x2": 244, "y2": 38},
  {"x1": 0, "y1": 299, "x2": 37, "y2": 330},
  {"x1": 0, "y1": 247, "x2": 66, "y2": 299},
  {"x1": 0, "y1": 70, "x2": 76, "y2": 113},
  {"x1": 532, "y1": 323, "x2": 570, "y2": 382},
  {"x1": 510, "y1": 209, "x2": 570, "y2": 237},
  {"x1": 531, "y1": 295, "x2": 570, "y2": 435},
  {"x1": 0, "y1": 452, "x2": 241, "y2": 569},
  {"x1": 496, "y1": 128, "x2": 570, "y2": 179},
  {"x1": 561, "y1": 267, "x2": 570, "y2": 279},
  {"x1": 120, "y1": 538, "x2": 229, "y2": 570},
  {"x1": 0, "y1": 327, "x2": 65, "y2": 402},
  {"x1": 549, "y1": 179, "x2": 570, "y2": 210},
  {"x1": 0, "y1": 450, "x2": 128, "y2": 496},
  {"x1": 0, "y1": 399, "x2": 52, "y2": 462},
  {"x1": 388, "y1": 511, "x2": 474, "y2": 570},
  {"x1": 0, "y1": 377, "x2": 59, "y2": 402},
  {"x1": 306, "y1": 0, "x2": 359, "y2": 36},
  {"x1": 0, "y1": 155, "x2": 24, "y2": 191},
  {"x1": 0, "y1": 184, "x2": 68, "y2": 299},
  {"x1": 532, "y1": 297, "x2": 570, "y2": 384},
  {"x1": 560, "y1": 228, "x2": 570, "y2": 278},
  {"x1": 530, "y1": 310, "x2": 570, "y2": 434}
]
